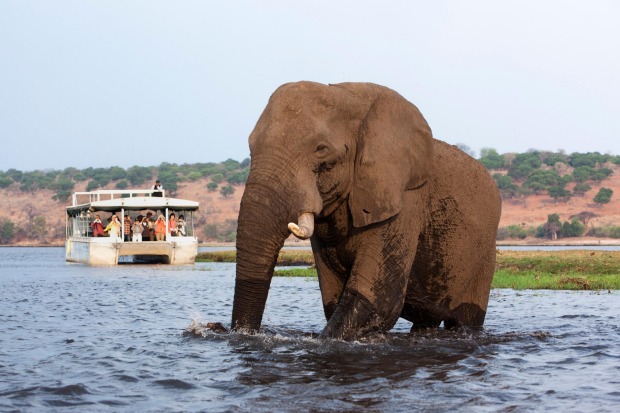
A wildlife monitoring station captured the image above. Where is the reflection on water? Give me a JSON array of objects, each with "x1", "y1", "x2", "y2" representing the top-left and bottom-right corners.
[{"x1": 1, "y1": 247, "x2": 619, "y2": 412}]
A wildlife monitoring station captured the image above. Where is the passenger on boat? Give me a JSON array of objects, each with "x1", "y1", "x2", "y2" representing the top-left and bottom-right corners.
[
  {"x1": 123, "y1": 214, "x2": 132, "y2": 242},
  {"x1": 132, "y1": 215, "x2": 144, "y2": 242},
  {"x1": 91, "y1": 215, "x2": 105, "y2": 237},
  {"x1": 104, "y1": 215, "x2": 122, "y2": 241},
  {"x1": 142, "y1": 211, "x2": 155, "y2": 241},
  {"x1": 169, "y1": 213, "x2": 178, "y2": 236},
  {"x1": 177, "y1": 215, "x2": 186, "y2": 236},
  {"x1": 152, "y1": 180, "x2": 163, "y2": 197},
  {"x1": 154, "y1": 214, "x2": 167, "y2": 241}
]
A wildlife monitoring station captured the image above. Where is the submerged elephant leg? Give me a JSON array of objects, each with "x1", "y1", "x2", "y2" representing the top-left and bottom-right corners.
[{"x1": 321, "y1": 220, "x2": 420, "y2": 340}]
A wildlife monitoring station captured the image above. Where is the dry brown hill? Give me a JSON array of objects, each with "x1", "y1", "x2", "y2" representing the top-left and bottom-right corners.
[{"x1": 498, "y1": 164, "x2": 620, "y2": 230}]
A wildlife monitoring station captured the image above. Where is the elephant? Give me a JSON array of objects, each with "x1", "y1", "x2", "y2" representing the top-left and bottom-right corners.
[{"x1": 231, "y1": 81, "x2": 502, "y2": 340}]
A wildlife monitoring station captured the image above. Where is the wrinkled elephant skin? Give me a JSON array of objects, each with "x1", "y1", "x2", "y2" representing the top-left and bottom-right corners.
[{"x1": 231, "y1": 81, "x2": 501, "y2": 340}]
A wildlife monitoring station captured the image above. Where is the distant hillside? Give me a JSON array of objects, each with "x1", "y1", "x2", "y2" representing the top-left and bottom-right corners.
[{"x1": 1, "y1": 150, "x2": 619, "y2": 244}]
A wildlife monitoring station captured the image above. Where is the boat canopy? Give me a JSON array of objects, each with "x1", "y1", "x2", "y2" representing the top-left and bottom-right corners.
[
  {"x1": 67, "y1": 197, "x2": 199, "y2": 213},
  {"x1": 66, "y1": 189, "x2": 199, "y2": 214}
]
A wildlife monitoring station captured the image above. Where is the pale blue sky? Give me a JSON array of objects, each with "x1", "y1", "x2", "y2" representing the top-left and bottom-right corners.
[{"x1": 1, "y1": 1, "x2": 619, "y2": 171}]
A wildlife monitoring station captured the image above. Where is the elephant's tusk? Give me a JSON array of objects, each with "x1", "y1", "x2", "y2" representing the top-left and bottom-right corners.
[{"x1": 288, "y1": 212, "x2": 314, "y2": 240}]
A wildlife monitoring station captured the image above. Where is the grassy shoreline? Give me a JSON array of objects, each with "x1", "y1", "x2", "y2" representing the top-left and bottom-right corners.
[{"x1": 197, "y1": 249, "x2": 620, "y2": 290}]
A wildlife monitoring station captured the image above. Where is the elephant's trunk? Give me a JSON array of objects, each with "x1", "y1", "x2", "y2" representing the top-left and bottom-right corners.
[{"x1": 231, "y1": 178, "x2": 293, "y2": 332}]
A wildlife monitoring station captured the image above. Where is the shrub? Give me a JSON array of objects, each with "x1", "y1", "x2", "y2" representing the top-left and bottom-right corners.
[
  {"x1": 0, "y1": 219, "x2": 16, "y2": 243},
  {"x1": 588, "y1": 226, "x2": 620, "y2": 239},
  {"x1": 562, "y1": 218, "x2": 585, "y2": 238},
  {"x1": 126, "y1": 166, "x2": 152, "y2": 186},
  {"x1": 594, "y1": 188, "x2": 613, "y2": 206},
  {"x1": 211, "y1": 173, "x2": 224, "y2": 184},
  {"x1": 220, "y1": 185, "x2": 235, "y2": 198},
  {"x1": 479, "y1": 148, "x2": 505, "y2": 170},
  {"x1": 187, "y1": 172, "x2": 202, "y2": 181},
  {"x1": 0, "y1": 174, "x2": 12, "y2": 188}
]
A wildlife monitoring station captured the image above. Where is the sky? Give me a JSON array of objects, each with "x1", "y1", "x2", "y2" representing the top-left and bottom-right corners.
[{"x1": 1, "y1": 1, "x2": 619, "y2": 172}]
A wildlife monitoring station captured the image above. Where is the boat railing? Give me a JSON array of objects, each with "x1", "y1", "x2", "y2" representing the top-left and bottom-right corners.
[{"x1": 71, "y1": 189, "x2": 165, "y2": 206}]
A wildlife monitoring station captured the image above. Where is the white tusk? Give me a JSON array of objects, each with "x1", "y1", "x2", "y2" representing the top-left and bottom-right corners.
[{"x1": 288, "y1": 212, "x2": 314, "y2": 240}]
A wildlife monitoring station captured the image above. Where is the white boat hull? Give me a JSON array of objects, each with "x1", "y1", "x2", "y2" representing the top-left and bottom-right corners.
[{"x1": 65, "y1": 237, "x2": 198, "y2": 265}]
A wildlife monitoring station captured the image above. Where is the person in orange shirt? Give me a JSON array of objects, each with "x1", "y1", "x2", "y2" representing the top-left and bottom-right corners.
[
  {"x1": 168, "y1": 213, "x2": 178, "y2": 236},
  {"x1": 154, "y1": 214, "x2": 167, "y2": 241}
]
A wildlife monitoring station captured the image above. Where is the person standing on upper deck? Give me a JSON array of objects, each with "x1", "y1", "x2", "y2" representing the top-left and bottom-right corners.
[{"x1": 152, "y1": 180, "x2": 163, "y2": 197}]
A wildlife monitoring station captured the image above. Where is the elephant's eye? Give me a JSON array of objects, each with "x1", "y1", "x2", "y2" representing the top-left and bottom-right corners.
[{"x1": 314, "y1": 143, "x2": 330, "y2": 159}]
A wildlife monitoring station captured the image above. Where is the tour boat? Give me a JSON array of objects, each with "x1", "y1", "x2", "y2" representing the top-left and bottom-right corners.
[{"x1": 65, "y1": 189, "x2": 199, "y2": 265}]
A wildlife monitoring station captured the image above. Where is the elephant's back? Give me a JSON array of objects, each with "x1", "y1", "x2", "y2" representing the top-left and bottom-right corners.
[{"x1": 429, "y1": 139, "x2": 501, "y2": 228}]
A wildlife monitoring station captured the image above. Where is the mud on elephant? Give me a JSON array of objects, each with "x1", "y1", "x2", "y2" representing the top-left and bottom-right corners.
[{"x1": 231, "y1": 81, "x2": 501, "y2": 340}]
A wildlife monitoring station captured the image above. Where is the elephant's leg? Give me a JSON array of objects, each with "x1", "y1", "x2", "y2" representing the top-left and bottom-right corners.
[
  {"x1": 321, "y1": 221, "x2": 419, "y2": 340},
  {"x1": 405, "y1": 196, "x2": 497, "y2": 330},
  {"x1": 312, "y1": 243, "x2": 347, "y2": 321}
]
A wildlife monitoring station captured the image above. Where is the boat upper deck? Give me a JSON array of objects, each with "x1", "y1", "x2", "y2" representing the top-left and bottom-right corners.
[{"x1": 67, "y1": 189, "x2": 199, "y2": 213}]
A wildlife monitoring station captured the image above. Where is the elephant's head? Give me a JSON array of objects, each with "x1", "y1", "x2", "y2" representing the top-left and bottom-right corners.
[{"x1": 232, "y1": 81, "x2": 435, "y2": 332}]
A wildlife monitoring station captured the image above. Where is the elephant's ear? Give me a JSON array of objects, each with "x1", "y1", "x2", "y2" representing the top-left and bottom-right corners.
[{"x1": 349, "y1": 92, "x2": 435, "y2": 228}]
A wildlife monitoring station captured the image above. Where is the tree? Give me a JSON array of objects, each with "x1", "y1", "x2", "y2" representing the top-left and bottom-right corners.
[
  {"x1": 507, "y1": 152, "x2": 542, "y2": 180},
  {"x1": 591, "y1": 168, "x2": 613, "y2": 182},
  {"x1": 562, "y1": 218, "x2": 585, "y2": 238},
  {"x1": 478, "y1": 148, "x2": 505, "y2": 170},
  {"x1": 456, "y1": 143, "x2": 476, "y2": 158},
  {"x1": 211, "y1": 173, "x2": 224, "y2": 184},
  {"x1": 572, "y1": 183, "x2": 592, "y2": 197},
  {"x1": 548, "y1": 186, "x2": 572, "y2": 203},
  {"x1": 220, "y1": 185, "x2": 235, "y2": 198},
  {"x1": 115, "y1": 180, "x2": 128, "y2": 189},
  {"x1": 222, "y1": 158, "x2": 241, "y2": 171},
  {"x1": 86, "y1": 180, "x2": 101, "y2": 192},
  {"x1": 569, "y1": 152, "x2": 607, "y2": 168},
  {"x1": 227, "y1": 170, "x2": 249, "y2": 185},
  {"x1": 157, "y1": 171, "x2": 179, "y2": 193},
  {"x1": 541, "y1": 152, "x2": 568, "y2": 166},
  {"x1": 127, "y1": 166, "x2": 152, "y2": 186},
  {"x1": 493, "y1": 173, "x2": 519, "y2": 199},
  {"x1": 0, "y1": 219, "x2": 16, "y2": 243},
  {"x1": 570, "y1": 211, "x2": 598, "y2": 227},
  {"x1": 572, "y1": 166, "x2": 595, "y2": 183},
  {"x1": 187, "y1": 171, "x2": 202, "y2": 181},
  {"x1": 6, "y1": 169, "x2": 23, "y2": 182},
  {"x1": 524, "y1": 170, "x2": 563, "y2": 190},
  {"x1": 0, "y1": 173, "x2": 12, "y2": 188},
  {"x1": 594, "y1": 188, "x2": 613, "y2": 206},
  {"x1": 109, "y1": 166, "x2": 127, "y2": 181},
  {"x1": 543, "y1": 213, "x2": 562, "y2": 240},
  {"x1": 50, "y1": 177, "x2": 75, "y2": 202},
  {"x1": 207, "y1": 181, "x2": 218, "y2": 192}
]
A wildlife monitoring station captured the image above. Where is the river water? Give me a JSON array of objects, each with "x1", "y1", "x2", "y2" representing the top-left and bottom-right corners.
[{"x1": 1, "y1": 247, "x2": 619, "y2": 412}]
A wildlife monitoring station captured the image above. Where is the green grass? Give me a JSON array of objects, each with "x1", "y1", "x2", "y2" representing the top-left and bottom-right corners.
[
  {"x1": 493, "y1": 250, "x2": 620, "y2": 290},
  {"x1": 197, "y1": 249, "x2": 620, "y2": 290},
  {"x1": 196, "y1": 250, "x2": 237, "y2": 262},
  {"x1": 196, "y1": 249, "x2": 314, "y2": 266}
]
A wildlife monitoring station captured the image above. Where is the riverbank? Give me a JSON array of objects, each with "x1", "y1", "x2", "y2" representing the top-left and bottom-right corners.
[
  {"x1": 197, "y1": 249, "x2": 620, "y2": 290},
  {"x1": 6, "y1": 237, "x2": 620, "y2": 248},
  {"x1": 496, "y1": 236, "x2": 620, "y2": 247}
]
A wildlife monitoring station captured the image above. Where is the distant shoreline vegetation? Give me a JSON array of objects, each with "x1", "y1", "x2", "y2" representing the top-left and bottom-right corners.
[
  {"x1": 197, "y1": 249, "x2": 620, "y2": 290},
  {"x1": 1, "y1": 150, "x2": 619, "y2": 244}
]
